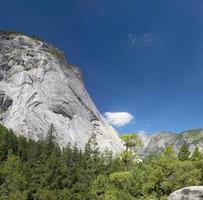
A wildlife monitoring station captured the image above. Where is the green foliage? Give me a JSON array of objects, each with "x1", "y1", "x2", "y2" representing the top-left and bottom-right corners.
[
  {"x1": 0, "y1": 125, "x2": 18, "y2": 161},
  {"x1": 91, "y1": 175, "x2": 110, "y2": 200},
  {"x1": 190, "y1": 146, "x2": 202, "y2": 161},
  {"x1": 0, "y1": 124, "x2": 202, "y2": 199},
  {"x1": 109, "y1": 171, "x2": 131, "y2": 189},
  {"x1": 178, "y1": 143, "x2": 190, "y2": 161},
  {"x1": 0, "y1": 152, "x2": 28, "y2": 199},
  {"x1": 120, "y1": 133, "x2": 142, "y2": 171},
  {"x1": 120, "y1": 133, "x2": 141, "y2": 149}
]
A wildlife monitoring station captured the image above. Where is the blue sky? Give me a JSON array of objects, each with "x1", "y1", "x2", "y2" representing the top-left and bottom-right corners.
[{"x1": 0, "y1": 0, "x2": 203, "y2": 134}]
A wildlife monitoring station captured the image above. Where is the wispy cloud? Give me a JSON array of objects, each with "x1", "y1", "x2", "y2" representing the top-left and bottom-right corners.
[
  {"x1": 128, "y1": 33, "x2": 137, "y2": 43},
  {"x1": 104, "y1": 112, "x2": 135, "y2": 127},
  {"x1": 137, "y1": 130, "x2": 147, "y2": 135},
  {"x1": 128, "y1": 32, "x2": 152, "y2": 44}
]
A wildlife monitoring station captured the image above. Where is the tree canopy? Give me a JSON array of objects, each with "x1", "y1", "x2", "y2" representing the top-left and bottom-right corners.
[{"x1": 0, "y1": 124, "x2": 202, "y2": 200}]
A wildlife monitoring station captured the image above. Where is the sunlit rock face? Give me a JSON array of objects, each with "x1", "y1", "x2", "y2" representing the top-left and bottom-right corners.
[
  {"x1": 0, "y1": 31, "x2": 124, "y2": 153},
  {"x1": 139, "y1": 131, "x2": 177, "y2": 155},
  {"x1": 168, "y1": 186, "x2": 203, "y2": 200},
  {"x1": 139, "y1": 129, "x2": 203, "y2": 156}
]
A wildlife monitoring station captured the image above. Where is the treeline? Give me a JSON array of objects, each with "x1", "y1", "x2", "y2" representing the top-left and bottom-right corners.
[{"x1": 0, "y1": 124, "x2": 203, "y2": 200}]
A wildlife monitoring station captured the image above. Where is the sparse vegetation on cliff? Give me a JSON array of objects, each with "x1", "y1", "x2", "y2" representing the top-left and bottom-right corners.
[
  {"x1": 0, "y1": 30, "x2": 43, "y2": 42},
  {"x1": 0, "y1": 30, "x2": 66, "y2": 61}
]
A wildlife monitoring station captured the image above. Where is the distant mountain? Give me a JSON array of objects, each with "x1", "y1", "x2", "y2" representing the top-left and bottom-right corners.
[{"x1": 139, "y1": 129, "x2": 203, "y2": 156}]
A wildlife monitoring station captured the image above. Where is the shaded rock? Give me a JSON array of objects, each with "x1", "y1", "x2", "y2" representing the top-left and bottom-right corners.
[{"x1": 0, "y1": 90, "x2": 13, "y2": 113}]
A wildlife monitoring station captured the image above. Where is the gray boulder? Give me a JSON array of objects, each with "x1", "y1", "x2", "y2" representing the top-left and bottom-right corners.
[{"x1": 168, "y1": 186, "x2": 203, "y2": 200}]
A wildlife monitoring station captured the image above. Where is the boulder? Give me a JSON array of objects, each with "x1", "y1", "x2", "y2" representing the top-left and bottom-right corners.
[{"x1": 168, "y1": 186, "x2": 203, "y2": 200}]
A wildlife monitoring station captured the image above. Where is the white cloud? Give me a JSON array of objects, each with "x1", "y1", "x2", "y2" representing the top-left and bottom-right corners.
[
  {"x1": 142, "y1": 33, "x2": 152, "y2": 43},
  {"x1": 128, "y1": 33, "x2": 137, "y2": 43},
  {"x1": 128, "y1": 32, "x2": 152, "y2": 44},
  {"x1": 104, "y1": 112, "x2": 135, "y2": 127}
]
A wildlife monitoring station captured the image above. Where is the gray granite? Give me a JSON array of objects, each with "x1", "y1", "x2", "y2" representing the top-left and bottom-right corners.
[
  {"x1": 0, "y1": 32, "x2": 124, "y2": 153},
  {"x1": 168, "y1": 186, "x2": 203, "y2": 200}
]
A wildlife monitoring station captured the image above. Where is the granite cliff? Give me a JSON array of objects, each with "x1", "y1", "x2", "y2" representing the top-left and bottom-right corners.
[{"x1": 0, "y1": 31, "x2": 124, "y2": 153}]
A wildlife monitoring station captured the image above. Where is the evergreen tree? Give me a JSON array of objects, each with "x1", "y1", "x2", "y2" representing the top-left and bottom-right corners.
[
  {"x1": 45, "y1": 124, "x2": 60, "y2": 155},
  {"x1": 0, "y1": 124, "x2": 203, "y2": 199},
  {"x1": 26, "y1": 153, "x2": 48, "y2": 196},
  {"x1": 44, "y1": 152, "x2": 64, "y2": 190},
  {"x1": 120, "y1": 133, "x2": 141, "y2": 171},
  {"x1": 0, "y1": 125, "x2": 18, "y2": 161},
  {"x1": 163, "y1": 146, "x2": 177, "y2": 160},
  {"x1": 101, "y1": 148, "x2": 122, "y2": 174},
  {"x1": 178, "y1": 143, "x2": 190, "y2": 161},
  {"x1": 190, "y1": 146, "x2": 202, "y2": 161},
  {"x1": 32, "y1": 189, "x2": 57, "y2": 200},
  {"x1": 73, "y1": 133, "x2": 103, "y2": 199},
  {"x1": 90, "y1": 175, "x2": 110, "y2": 200},
  {"x1": 17, "y1": 135, "x2": 28, "y2": 161},
  {"x1": 0, "y1": 151, "x2": 28, "y2": 199}
]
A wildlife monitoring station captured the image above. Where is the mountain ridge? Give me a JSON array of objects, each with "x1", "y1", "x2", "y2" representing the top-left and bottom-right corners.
[{"x1": 139, "y1": 128, "x2": 203, "y2": 155}]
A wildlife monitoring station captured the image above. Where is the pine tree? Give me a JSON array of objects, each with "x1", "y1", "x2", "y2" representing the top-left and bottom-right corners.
[
  {"x1": 90, "y1": 174, "x2": 110, "y2": 200},
  {"x1": 120, "y1": 133, "x2": 141, "y2": 171},
  {"x1": 163, "y1": 146, "x2": 177, "y2": 160},
  {"x1": 44, "y1": 152, "x2": 64, "y2": 190},
  {"x1": 17, "y1": 135, "x2": 28, "y2": 161},
  {"x1": 0, "y1": 151, "x2": 28, "y2": 199},
  {"x1": 45, "y1": 124, "x2": 60, "y2": 155},
  {"x1": 84, "y1": 133, "x2": 102, "y2": 172},
  {"x1": 70, "y1": 133, "x2": 103, "y2": 199},
  {"x1": 0, "y1": 126, "x2": 18, "y2": 161},
  {"x1": 190, "y1": 146, "x2": 202, "y2": 161},
  {"x1": 26, "y1": 153, "x2": 48, "y2": 196},
  {"x1": 178, "y1": 143, "x2": 190, "y2": 161}
]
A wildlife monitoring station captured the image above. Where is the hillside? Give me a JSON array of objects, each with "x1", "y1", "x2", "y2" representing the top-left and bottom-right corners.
[{"x1": 140, "y1": 129, "x2": 203, "y2": 156}]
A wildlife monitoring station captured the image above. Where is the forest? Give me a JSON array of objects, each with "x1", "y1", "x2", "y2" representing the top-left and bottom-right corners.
[{"x1": 0, "y1": 124, "x2": 202, "y2": 200}]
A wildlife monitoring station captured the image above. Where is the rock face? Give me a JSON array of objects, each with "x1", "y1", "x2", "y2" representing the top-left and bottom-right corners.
[
  {"x1": 168, "y1": 186, "x2": 203, "y2": 200},
  {"x1": 139, "y1": 129, "x2": 203, "y2": 156},
  {"x1": 139, "y1": 131, "x2": 177, "y2": 155},
  {"x1": 0, "y1": 31, "x2": 124, "y2": 153}
]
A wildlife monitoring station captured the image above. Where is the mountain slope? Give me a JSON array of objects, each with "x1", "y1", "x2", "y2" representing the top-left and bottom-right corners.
[
  {"x1": 140, "y1": 129, "x2": 203, "y2": 155},
  {"x1": 0, "y1": 31, "x2": 124, "y2": 153}
]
